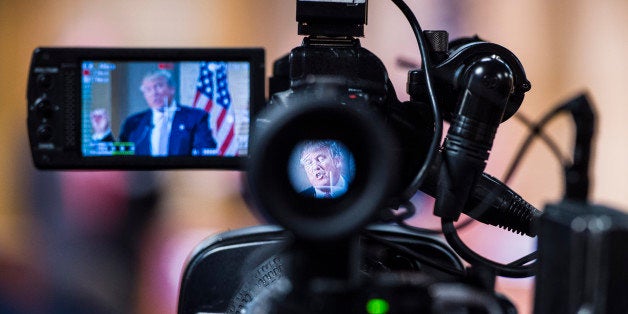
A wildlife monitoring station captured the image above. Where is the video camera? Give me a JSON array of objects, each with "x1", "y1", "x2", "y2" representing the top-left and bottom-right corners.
[{"x1": 27, "y1": 0, "x2": 628, "y2": 313}]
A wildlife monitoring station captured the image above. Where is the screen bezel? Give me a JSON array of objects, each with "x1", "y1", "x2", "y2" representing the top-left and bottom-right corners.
[{"x1": 64, "y1": 48, "x2": 264, "y2": 170}]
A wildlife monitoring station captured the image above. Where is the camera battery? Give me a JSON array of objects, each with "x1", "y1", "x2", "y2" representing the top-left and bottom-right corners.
[{"x1": 535, "y1": 200, "x2": 628, "y2": 314}]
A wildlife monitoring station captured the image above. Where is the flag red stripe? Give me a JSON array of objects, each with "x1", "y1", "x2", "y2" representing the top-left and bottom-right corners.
[
  {"x1": 216, "y1": 107, "x2": 227, "y2": 129},
  {"x1": 204, "y1": 100, "x2": 213, "y2": 112},
  {"x1": 192, "y1": 91, "x2": 201, "y2": 108},
  {"x1": 219, "y1": 126, "x2": 235, "y2": 155}
]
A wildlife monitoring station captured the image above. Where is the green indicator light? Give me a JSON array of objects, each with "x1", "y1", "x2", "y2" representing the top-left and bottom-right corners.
[{"x1": 366, "y1": 298, "x2": 389, "y2": 314}]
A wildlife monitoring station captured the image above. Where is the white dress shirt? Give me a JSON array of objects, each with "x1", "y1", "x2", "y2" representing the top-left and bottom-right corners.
[
  {"x1": 314, "y1": 175, "x2": 348, "y2": 198},
  {"x1": 150, "y1": 102, "x2": 177, "y2": 156}
]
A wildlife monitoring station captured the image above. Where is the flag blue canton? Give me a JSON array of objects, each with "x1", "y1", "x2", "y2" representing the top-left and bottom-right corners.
[{"x1": 197, "y1": 62, "x2": 214, "y2": 98}]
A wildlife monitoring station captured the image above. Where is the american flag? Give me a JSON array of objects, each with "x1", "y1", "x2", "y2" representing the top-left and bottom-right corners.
[{"x1": 192, "y1": 62, "x2": 238, "y2": 156}]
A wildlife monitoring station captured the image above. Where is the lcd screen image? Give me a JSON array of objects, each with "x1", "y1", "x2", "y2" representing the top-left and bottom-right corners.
[{"x1": 81, "y1": 61, "x2": 251, "y2": 158}]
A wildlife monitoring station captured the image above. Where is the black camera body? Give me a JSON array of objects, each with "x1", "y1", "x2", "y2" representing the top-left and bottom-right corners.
[
  {"x1": 179, "y1": 202, "x2": 628, "y2": 313},
  {"x1": 178, "y1": 224, "x2": 510, "y2": 313},
  {"x1": 178, "y1": 1, "x2": 529, "y2": 313},
  {"x1": 26, "y1": 0, "x2": 628, "y2": 313}
]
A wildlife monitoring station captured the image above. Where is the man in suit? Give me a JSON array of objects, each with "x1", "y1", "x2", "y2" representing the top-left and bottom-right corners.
[
  {"x1": 297, "y1": 140, "x2": 349, "y2": 198},
  {"x1": 91, "y1": 70, "x2": 217, "y2": 156}
]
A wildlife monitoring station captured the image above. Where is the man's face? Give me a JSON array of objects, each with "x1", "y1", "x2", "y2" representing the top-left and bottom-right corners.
[
  {"x1": 140, "y1": 76, "x2": 175, "y2": 110},
  {"x1": 300, "y1": 146, "x2": 342, "y2": 189}
]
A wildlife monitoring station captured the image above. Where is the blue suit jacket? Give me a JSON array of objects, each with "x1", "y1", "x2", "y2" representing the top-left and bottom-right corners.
[
  {"x1": 299, "y1": 186, "x2": 316, "y2": 197},
  {"x1": 119, "y1": 105, "x2": 217, "y2": 156}
]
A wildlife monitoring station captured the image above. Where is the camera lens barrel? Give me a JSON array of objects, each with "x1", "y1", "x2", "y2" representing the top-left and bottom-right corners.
[{"x1": 247, "y1": 89, "x2": 398, "y2": 242}]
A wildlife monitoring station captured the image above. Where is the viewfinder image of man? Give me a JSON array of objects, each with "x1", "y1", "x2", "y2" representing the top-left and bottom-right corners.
[
  {"x1": 91, "y1": 70, "x2": 217, "y2": 156},
  {"x1": 296, "y1": 140, "x2": 353, "y2": 199}
]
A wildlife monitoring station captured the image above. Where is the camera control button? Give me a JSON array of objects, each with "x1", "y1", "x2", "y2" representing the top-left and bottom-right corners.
[
  {"x1": 37, "y1": 124, "x2": 54, "y2": 142},
  {"x1": 33, "y1": 98, "x2": 53, "y2": 117},
  {"x1": 37, "y1": 74, "x2": 53, "y2": 90}
]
